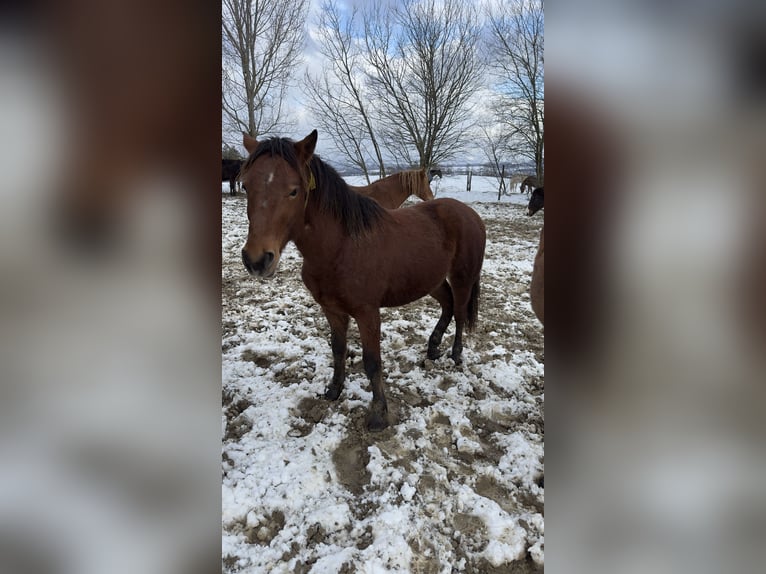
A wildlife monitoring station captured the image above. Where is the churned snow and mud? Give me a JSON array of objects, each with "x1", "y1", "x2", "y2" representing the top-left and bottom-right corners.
[{"x1": 222, "y1": 175, "x2": 544, "y2": 573}]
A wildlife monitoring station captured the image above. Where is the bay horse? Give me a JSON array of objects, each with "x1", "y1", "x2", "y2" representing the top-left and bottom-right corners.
[
  {"x1": 528, "y1": 187, "x2": 544, "y2": 216},
  {"x1": 520, "y1": 175, "x2": 539, "y2": 195},
  {"x1": 530, "y1": 225, "x2": 544, "y2": 325},
  {"x1": 349, "y1": 169, "x2": 434, "y2": 209},
  {"x1": 240, "y1": 130, "x2": 486, "y2": 431}
]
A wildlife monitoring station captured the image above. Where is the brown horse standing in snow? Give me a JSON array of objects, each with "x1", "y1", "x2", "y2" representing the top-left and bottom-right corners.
[
  {"x1": 240, "y1": 131, "x2": 486, "y2": 431},
  {"x1": 520, "y1": 175, "x2": 540, "y2": 195},
  {"x1": 350, "y1": 169, "x2": 434, "y2": 209}
]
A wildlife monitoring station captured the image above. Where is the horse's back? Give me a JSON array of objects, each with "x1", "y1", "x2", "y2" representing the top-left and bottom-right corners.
[
  {"x1": 415, "y1": 198, "x2": 485, "y2": 239},
  {"x1": 523, "y1": 175, "x2": 539, "y2": 186},
  {"x1": 403, "y1": 198, "x2": 486, "y2": 270}
]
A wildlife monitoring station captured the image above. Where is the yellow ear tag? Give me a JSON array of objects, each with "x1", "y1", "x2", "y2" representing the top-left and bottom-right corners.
[{"x1": 305, "y1": 170, "x2": 316, "y2": 208}]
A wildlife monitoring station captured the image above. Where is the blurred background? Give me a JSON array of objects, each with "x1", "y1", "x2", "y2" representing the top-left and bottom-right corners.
[
  {"x1": 0, "y1": 2, "x2": 220, "y2": 573},
  {"x1": 545, "y1": 1, "x2": 766, "y2": 573}
]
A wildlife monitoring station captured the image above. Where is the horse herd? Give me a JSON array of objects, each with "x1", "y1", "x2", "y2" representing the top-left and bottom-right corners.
[{"x1": 232, "y1": 131, "x2": 543, "y2": 431}]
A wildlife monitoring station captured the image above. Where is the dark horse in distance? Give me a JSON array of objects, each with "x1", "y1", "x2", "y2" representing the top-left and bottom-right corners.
[
  {"x1": 239, "y1": 130, "x2": 486, "y2": 431},
  {"x1": 222, "y1": 158, "x2": 244, "y2": 195},
  {"x1": 528, "y1": 187, "x2": 544, "y2": 216}
]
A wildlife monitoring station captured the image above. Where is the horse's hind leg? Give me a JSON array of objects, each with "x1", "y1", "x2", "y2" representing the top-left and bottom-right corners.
[
  {"x1": 356, "y1": 308, "x2": 388, "y2": 431},
  {"x1": 323, "y1": 308, "x2": 349, "y2": 401},
  {"x1": 449, "y1": 283, "x2": 473, "y2": 365},
  {"x1": 427, "y1": 280, "x2": 454, "y2": 360}
]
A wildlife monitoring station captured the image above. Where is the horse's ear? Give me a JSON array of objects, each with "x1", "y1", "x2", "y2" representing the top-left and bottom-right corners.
[
  {"x1": 243, "y1": 132, "x2": 259, "y2": 154},
  {"x1": 295, "y1": 130, "x2": 318, "y2": 162}
]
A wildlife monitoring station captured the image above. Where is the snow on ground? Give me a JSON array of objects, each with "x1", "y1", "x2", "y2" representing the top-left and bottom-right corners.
[{"x1": 222, "y1": 174, "x2": 544, "y2": 573}]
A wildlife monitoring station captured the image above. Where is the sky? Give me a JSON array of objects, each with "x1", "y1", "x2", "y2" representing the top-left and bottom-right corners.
[{"x1": 226, "y1": 0, "x2": 539, "y2": 170}]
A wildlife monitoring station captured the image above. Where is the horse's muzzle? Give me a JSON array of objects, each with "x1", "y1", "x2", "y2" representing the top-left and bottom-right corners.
[{"x1": 242, "y1": 249, "x2": 277, "y2": 278}]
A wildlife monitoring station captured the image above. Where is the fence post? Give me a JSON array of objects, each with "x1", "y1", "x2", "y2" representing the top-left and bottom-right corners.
[
  {"x1": 466, "y1": 169, "x2": 472, "y2": 192},
  {"x1": 498, "y1": 164, "x2": 506, "y2": 200}
]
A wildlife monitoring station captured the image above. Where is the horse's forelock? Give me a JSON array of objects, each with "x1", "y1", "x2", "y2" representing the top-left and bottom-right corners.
[
  {"x1": 243, "y1": 137, "x2": 316, "y2": 188},
  {"x1": 244, "y1": 137, "x2": 299, "y2": 170}
]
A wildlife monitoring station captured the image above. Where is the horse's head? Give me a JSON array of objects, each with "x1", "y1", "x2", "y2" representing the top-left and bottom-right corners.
[
  {"x1": 240, "y1": 130, "x2": 318, "y2": 278},
  {"x1": 528, "y1": 187, "x2": 544, "y2": 216}
]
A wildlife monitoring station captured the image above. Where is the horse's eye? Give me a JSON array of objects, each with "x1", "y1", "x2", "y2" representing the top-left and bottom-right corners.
[{"x1": 289, "y1": 189, "x2": 298, "y2": 197}]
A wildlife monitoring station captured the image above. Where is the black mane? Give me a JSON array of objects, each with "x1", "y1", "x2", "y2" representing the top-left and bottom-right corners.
[{"x1": 244, "y1": 136, "x2": 388, "y2": 237}]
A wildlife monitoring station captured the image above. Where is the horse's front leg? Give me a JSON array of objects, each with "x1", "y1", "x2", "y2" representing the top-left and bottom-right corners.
[
  {"x1": 323, "y1": 308, "x2": 349, "y2": 401},
  {"x1": 356, "y1": 308, "x2": 388, "y2": 431}
]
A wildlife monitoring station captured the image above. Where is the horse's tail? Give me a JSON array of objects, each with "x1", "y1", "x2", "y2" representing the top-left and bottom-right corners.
[{"x1": 466, "y1": 278, "x2": 481, "y2": 332}]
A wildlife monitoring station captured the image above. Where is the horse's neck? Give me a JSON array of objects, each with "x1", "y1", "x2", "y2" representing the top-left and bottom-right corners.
[
  {"x1": 291, "y1": 199, "x2": 344, "y2": 261},
  {"x1": 369, "y1": 180, "x2": 406, "y2": 208},
  {"x1": 385, "y1": 174, "x2": 410, "y2": 205}
]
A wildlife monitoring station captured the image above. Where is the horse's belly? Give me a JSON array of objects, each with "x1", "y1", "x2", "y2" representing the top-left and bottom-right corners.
[
  {"x1": 379, "y1": 263, "x2": 448, "y2": 307},
  {"x1": 380, "y1": 287, "x2": 435, "y2": 308}
]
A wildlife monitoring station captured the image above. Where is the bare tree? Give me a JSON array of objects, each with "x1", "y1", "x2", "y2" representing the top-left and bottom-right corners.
[
  {"x1": 222, "y1": 0, "x2": 309, "y2": 145},
  {"x1": 479, "y1": 123, "x2": 512, "y2": 198},
  {"x1": 363, "y1": 0, "x2": 485, "y2": 170},
  {"x1": 486, "y1": 0, "x2": 544, "y2": 182},
  {"x1": 304, "y1": 1, "x2": 386, "y2": 182}
]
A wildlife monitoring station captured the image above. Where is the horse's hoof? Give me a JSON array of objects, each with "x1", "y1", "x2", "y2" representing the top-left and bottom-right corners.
[
  {"x1": 427, "y1": 347, "x2": 442, "y2": 360},
  {"x1": 366, "y1": 413, "x2": 388, "y2": 432},
  {"x1": 324, "y1": 386, "x2": 342, "y2": 401},
  {"x1": 451, "y1": 353, "x2": 463, "y2": 366}
]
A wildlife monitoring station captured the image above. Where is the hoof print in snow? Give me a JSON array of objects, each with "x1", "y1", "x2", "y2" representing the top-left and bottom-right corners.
[
  {"x1": 244, "y1": 510, "x2": 285, "y2": 546},
  {"x1": 332, "y1": 435, "x2": 371, "y2": 495}
]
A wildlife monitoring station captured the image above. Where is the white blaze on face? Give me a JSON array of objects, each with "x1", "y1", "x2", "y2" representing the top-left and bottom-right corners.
[{"x1": 259, "y1": 172, "x2": 274, "y2": 209}]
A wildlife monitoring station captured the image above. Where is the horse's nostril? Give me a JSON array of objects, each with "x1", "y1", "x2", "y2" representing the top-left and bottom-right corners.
[
  {"x1": 242, "y1": 249, "x2": 252, "y2": 270},
  {"x1": 243, "y1": 250, "x2": 275, "y2": 275}
]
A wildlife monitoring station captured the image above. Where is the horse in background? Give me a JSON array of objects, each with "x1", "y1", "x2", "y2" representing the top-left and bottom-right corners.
[
  {"x1": 428, "y1": 168, "x2": 443, "y2": 182},
  {"x1": 350, "y1": 169, "x2": 434, "y2": 209},
  {"x1": 222, "y1": 159, "x2": 244, "y2": 195},
  {"x1": 528, "y1": 187, "x2": 544, "y2": 216},
  {"x1": 240, "y1": 131, "x2": 486, "y2": 431},
  {"x1": 520, "y1": 175, "x2": 540, "y2": 195},
  {"x1": 530, "y1": 225, "x2": 544, "y2": 325},
  {"x1": 509, "y1": 173, "x2": 533, "y2": 193}
]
